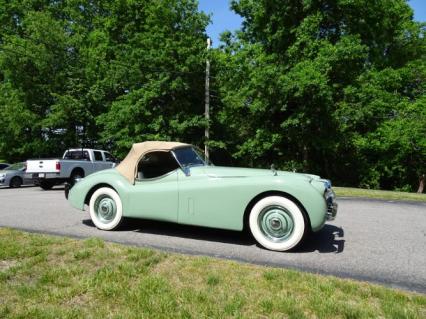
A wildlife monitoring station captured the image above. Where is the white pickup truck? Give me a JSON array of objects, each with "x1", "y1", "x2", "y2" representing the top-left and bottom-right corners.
[{"x1": 26, "y1": 148, "x2": 117, "y2": 190}]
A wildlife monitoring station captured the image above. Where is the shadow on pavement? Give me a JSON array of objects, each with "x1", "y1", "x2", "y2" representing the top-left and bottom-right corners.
[
  {"x1": 40, "y1": 186, "x2": 65, "y2": 191},
  {"x1": 83, "y1": 218, "x2": 345, "y2": 253},
  {"x1": 0, "y1": 185, "x2": 37, "y2": 190},
  {"x1": 83, "y1": 218, "x2": 253, "y2": 246},
  {"x1": 295, "y1": 224, "x2": 345, "y2": 253}
]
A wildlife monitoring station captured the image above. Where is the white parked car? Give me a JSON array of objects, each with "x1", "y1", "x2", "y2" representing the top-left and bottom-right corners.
[{"x1": 26, "y1": 149, "x2": 117, "y2": 190}]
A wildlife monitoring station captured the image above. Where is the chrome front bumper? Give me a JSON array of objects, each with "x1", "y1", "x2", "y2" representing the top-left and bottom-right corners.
[{"x1": 325, "y1": 187, "x2": 338, "y2": 221}]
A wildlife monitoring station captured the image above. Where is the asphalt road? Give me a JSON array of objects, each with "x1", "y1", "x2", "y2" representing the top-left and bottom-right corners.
[{"x1": 1, "y1": 186, "x2": 425, "y2": 293}]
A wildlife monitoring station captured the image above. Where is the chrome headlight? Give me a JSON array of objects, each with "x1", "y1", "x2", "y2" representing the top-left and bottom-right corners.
[{"x1": 0, "y1": 173, "x2": 5, "y2": 178}]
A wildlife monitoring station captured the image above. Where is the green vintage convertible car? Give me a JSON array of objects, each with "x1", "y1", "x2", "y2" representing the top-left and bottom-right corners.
[{"x1": 66, "y1": 141, "x2": 337, "y2": 251}]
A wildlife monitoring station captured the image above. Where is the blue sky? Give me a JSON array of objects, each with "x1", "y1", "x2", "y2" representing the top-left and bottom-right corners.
[{"x1": 198, "y1": 0, "x2": 426, "y2": 47}]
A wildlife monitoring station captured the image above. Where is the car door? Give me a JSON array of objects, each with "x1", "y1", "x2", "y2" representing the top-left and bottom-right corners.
[
  {"x1": 126, "y1": 151, "x2": 179, "y2": 222},
  {"x1": 92, "y1": 150, "x2": 106, "y2": 172},
  {"x1": 176, "y1": 168, "x2": 246, "y2": 231},
  {"x1": 16, "y1": 163, "x2": 32, "y2": 184},
  {"x1": 21, "y1": 167, "x2": 33, "y2": 184}
]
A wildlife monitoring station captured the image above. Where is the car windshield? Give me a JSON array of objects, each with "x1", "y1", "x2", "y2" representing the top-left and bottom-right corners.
[
  {"x1": 5, "y1": 163, "x2": 24, "y2": 171},
  {"x1": 173, "y1": 147, "x2": 205, "y2": 168}
]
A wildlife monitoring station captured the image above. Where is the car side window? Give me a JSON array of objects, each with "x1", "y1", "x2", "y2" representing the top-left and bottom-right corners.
[
  {"x1": 137, "y1": 151, "x2": 179, "y2": 179},
  {"x1": 104, "y1": 152, "x2": 115, "y2": 162},
  {"x1": 94, "y1": 151, "x2": 103, "y2": 161}
]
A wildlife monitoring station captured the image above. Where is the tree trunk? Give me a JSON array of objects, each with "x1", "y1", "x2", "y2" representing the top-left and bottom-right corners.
[{"x1": 417, "y1": 174, "x2": 425, "y2": 193}]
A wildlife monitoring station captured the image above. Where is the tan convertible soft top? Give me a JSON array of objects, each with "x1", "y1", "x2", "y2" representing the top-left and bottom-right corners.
[{"x1": 116, "y1": 141, "x2": 190, "y2": 184}]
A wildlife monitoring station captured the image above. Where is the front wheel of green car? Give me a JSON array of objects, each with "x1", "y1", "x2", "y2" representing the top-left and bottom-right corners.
[
  {"x1": 89, "y1": 187, "x2": 123, "y2": 231},
  {"x1": 249, "y1": 196, "x2": 306, "y2": 251}
]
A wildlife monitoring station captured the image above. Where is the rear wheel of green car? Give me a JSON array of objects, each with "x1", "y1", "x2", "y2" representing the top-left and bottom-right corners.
[
  {"x1": 89, "y1": 187, "x2": 123, "y2": 230},
  {"x1": 249, "y1": 196, "x2": 306, "y2": 251}
]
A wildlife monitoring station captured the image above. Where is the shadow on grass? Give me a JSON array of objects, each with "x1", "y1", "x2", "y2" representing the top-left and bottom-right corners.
[{"x1": 82, "y1": 218, "x2": 345, "y2": 253}]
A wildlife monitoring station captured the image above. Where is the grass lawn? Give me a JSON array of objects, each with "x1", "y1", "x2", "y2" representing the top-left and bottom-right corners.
[
  {"x1": 0, "y1": 228, "x2": 425, "y2": 318},
  {"x1": 334, "y1": 187, "x2": 426, "y2": 203}
]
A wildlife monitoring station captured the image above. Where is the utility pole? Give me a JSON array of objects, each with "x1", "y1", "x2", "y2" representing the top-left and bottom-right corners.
[{"x1": 204, "y1": 37, "x2": 211, "y2": 164}]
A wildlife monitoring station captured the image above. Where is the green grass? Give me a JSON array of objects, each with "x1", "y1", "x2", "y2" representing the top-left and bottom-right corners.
[
  {"x1": 334, "y1": 187, "x2": 426, "y2": 202},
  {"x1": 0, "y1": 228, "x2": 425, "y2": 318}
]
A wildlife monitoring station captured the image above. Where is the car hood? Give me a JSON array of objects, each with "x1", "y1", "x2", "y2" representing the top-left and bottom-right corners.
[{"x1": 198, "y1": 166, "x2": 320, "y2": 181}]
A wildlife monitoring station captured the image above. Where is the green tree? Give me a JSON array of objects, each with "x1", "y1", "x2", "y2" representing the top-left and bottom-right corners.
[
  {"x1": 338, "y1": 61, "x2": 426, "y2": 190},
  {"x1": 96, "y1": 0, "x2": 209, "y2": 157},
  {"x1": 0, "y1": 0, "x2": 209, "y2": 160},
  {"x1": 214, "y1": 0, "x2": 425, "y2": 190},
  {"x1": 0, "y1": 6, "x2": 72, "y2": 159}
]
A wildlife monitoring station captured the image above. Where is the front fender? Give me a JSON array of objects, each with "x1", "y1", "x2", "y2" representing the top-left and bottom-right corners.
[
  {"x1": 277, "y1": 180, "x2": 327, "y2": 232},
  {"x1": 245, "y1": 175, "x2": 328, "y2": 232}
]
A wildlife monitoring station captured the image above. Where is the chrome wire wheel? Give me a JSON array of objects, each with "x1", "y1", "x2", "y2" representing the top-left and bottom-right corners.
[
  {"x1": 249, "y1": 196, "x2": 306, "y2": 251},
  {"x1": 258, "y1": 206, "x2": 294, "y2": 242},
  {"x1": 94, "y1": 195, "x2": 117, "y2": 224},
  {"x1": 89, "y1": 187, "x2": 123, "y2": 230}
]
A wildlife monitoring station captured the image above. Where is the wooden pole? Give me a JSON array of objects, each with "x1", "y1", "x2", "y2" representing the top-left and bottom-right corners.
[
  {"x1": 204, "y1": 38, "x2": 211, "y2": 164},
  {"x1": 417, "y1": 174, "x2": 425, "y2": 193}
]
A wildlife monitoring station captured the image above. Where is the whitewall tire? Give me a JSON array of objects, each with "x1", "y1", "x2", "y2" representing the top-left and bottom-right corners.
[
  {"x1": 89, "y1": 187, "x2": 123, "y2": 230},
  {"x1": 249, "y1": 196, "x2": 306, "y2": 251}
]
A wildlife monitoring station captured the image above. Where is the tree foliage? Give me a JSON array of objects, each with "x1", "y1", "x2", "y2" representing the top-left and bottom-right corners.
[
  {"x1": 0, "y1": 0, "x2": 208, "y2": 160},
  {"x1": 212, "y1": 0, "x2": 425, "y2": 190},
  {"x1": 0, "y1": 0, "x2": 424, "y2": 191}
]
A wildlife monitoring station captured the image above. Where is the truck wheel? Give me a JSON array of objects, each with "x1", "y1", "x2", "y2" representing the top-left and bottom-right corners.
[
  {"x1": 10, "y1": 176, "x2": 23, "y2": 188},
  {"x1": 70, "y1": 170, "x2": 84, "y2": 186},
  {"x1": 40, "y1": 180, "x2": 54, "y2": 190},
  {"x1": 249, "y1": 196, "x2": 306, "y2": 251},
  {"x1": 89, "y1": 187, "x2": 123, "y2": 230}
]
